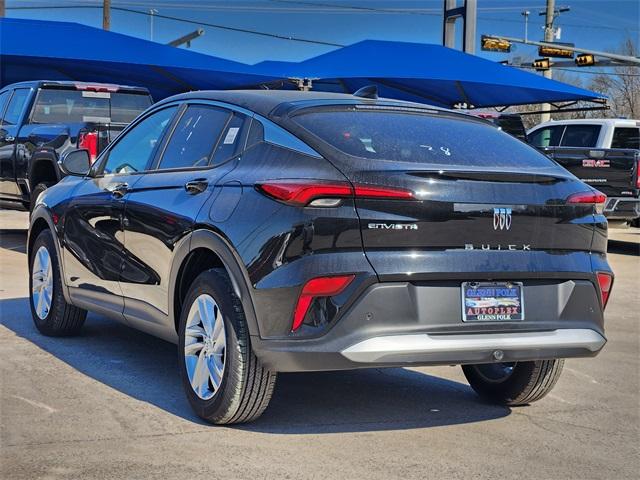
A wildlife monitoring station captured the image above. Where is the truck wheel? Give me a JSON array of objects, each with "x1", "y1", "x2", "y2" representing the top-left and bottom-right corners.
[
  {"x1": 30, "y1": 182, "x2": 53, "y2": 213},
  {"x1": 462, "y1": 359, "x2": 564, "y2": 406},
  {"x1": 178, "y1": 268, "x2": 276, "y2": 424},
  {"x1": 29, "y1": 229, "x2": 87, "y2": 336}
]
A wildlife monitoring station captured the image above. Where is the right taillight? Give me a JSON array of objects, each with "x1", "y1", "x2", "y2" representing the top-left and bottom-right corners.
[
  {"x1": 635, "y1": 157, "x2": 640, "y2": 189},
  {"x1": 567, "y1": 190, "x2": 607, "y2": 214},
  {"x1": 256, "y1": 180, "x2": 415, "y2": 207},
  {"x1": 78, "y1": 130, "x2": 98, "y2": 164},
  {"x1": 596, "y1": 272, "x2": 613, "y2": 309}
]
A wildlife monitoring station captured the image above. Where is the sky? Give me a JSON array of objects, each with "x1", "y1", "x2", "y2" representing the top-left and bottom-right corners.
[{"x1": 5, "y1": 0, "x2": 640, "y2": 68}]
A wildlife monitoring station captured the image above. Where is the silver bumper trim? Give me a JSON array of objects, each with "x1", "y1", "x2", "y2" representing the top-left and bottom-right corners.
[{"x1": 341, "y1": 329, "x2": 606, "y2": 363}]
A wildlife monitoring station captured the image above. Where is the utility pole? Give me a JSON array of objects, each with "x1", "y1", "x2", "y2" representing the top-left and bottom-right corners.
[
  {"x1": 0, "y1": 0, "x2": 6, "y2": 18},
  {"x1": 149, "y1": 9, "x2": 158, "y2": 41},
  {"x1": 103, "y1": 0, "x2": 111, "y2": 30},
  {"x1": 540, "y1": 0, "x2": 556, "y2": 122},
  {"x1": 521, "y1": 10, "x2": 530, "y2": 43}
]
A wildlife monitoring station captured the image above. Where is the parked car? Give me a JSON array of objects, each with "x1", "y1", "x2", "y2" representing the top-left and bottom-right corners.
[
  {"x1": 528, "y1": 118, "x2": 640, "y2": 225},
  {"x1": 469, "y1": 111, "x2": 528, "y2": 142},
  {"x1": 0, "y1": 80, "x2": 152, "y2": 211},
  {"x1": 29, "y1": 90, "x2": 613, "y2": 424}
]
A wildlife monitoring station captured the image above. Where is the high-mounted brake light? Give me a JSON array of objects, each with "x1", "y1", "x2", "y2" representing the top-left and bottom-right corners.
[
  {"x1": 78, "y1": 131, "x2": 98, "y2": 164},
  {"x1": 567, "y1": 190, "x2": 606, "y2": 214},
  {"x1": 596, "y1": 272, "x2": 613, "y2": 309},
  {"x1": 74, "y1": 83, "x2": 119, "y2": 93},
  {"x1": 257, "y1": 181, "x2": 415, "y2": 206},
  {"x1": 292, "y1": 275, "x2": 355, "y2": 331}
]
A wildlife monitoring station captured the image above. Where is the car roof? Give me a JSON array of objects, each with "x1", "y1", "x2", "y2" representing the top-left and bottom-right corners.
[
  {"x1": 154, "y1": 89, "x2": 465, "y2": 119},
  {"x1": 530, "y1": 118, "x2": 640, "y2": 130},
  {"x1": 1, "y1": 80, "x2": 150, "y2": 93}
]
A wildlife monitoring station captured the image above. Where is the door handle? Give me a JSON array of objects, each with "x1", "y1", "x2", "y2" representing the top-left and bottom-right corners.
[
  {"x1": 110, "y1": 183, "x2": 129, "y2": 199},
  {"x1": 185, "y1": 179, "x2": 208, "y2": 195}
]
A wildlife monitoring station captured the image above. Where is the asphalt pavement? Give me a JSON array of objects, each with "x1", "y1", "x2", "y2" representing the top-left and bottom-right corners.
[{"x1": 1, "y1": 211, "x2": 638, "y2": 479}]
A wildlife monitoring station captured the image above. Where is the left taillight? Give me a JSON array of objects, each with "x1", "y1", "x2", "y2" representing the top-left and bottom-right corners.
[
  {"x1": 256, "y1": 180, "x2": 415, "y2": 207},
  {"x1": 292, "y1": 275, "x2": 355, "y2": 331},
  {"x1": 567, "y1": 190, "x2": 607, "y2": 214},
  {"x1": 596, "y1": 272, "x2": 613, "y2": 309},
  {"x1": 78, "y1": 130, "x2": 98, "y2": 164}
]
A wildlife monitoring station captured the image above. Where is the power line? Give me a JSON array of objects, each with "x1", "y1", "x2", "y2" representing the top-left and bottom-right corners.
[
  {"x1": 552, "y1": 68, "x2": 640, "y2": 77},
  {"x1": 7, "y1": 4, "x2": 345, "y2": 46}
]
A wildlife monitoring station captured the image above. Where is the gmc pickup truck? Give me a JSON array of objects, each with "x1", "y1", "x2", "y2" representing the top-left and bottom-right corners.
[
  {"x1": 528, "y1": 119, "x2": 640, "y2": 225},
  {"x1": 0, "y1": 80, "x2": 152, "y2": 211}
]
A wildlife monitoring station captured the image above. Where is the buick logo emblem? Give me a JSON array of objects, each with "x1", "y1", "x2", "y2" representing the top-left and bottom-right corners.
[{"x1": 493, "y1": 208, "x2": 512, "y2": 231}]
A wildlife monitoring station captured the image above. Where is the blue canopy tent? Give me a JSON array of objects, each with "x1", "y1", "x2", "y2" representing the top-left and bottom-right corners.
[
  {"x1": 1, "y1": 18, "x2": 605, "y2": 110},
  {"x1": 253, "y1": 40, "x2": 606, "y2": 109},
  {"x1": 0, "y1": 17, "x2": 279, "y2": 100}
]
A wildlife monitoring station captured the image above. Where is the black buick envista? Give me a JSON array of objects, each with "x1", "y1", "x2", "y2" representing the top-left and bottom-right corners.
[{"x1": 28, "y1": 90, "x2": 613, "y2": 424}]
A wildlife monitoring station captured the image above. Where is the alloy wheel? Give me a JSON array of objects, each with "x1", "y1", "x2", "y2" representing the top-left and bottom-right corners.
[
  {"x1": 184, "y1": 294, "x2": 227, "y2": 400},
  {"x1": 32, "y1": 246, "x2": 53, "y2": 320}
]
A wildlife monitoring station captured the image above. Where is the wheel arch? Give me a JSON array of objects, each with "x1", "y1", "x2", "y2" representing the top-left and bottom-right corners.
[
  {"x1": 169, "y1": 228, "x2": 261, "y2": 338},
  {"x1": 28, "y1": 205, "x2": 72, "y2": 304},
  {"x1": 29, "y1": 153, "x2": 61, "y2": 191}
]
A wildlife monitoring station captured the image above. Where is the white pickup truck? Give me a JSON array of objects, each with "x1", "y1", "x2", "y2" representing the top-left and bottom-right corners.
[{"x1": 528, "y1": 118, "x2": 640, "y2": 224}]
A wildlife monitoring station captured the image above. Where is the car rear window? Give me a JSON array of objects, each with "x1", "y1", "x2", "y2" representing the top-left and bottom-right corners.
[
  {"x1": 611, "y1": 127, "x2": 640, "y2": 149},
  {"x1": 559, "y1": 125, "x2": 601, "y2": 147},
  {"x1": 293, "y1": 109, "x2": 557, "y2": 168},
  {"x1": 494, "y1": 116, "x2": 527, "y2": 141},
  {"x1": 31, "y1": 88, "x2": 152, "y2": 124}
]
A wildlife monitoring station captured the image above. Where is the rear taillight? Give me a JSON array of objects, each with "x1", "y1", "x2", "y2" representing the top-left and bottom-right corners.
[
  {"x1": 78, "y1": 131, "x2": 98, "y2": 164},
  {"x1": 256, "y1": 180, "x2": 415, "y2": 207},
  {"x1": 596, "y1": 272, "x2": 613, "y2": 309},
  {"x1": 636, "y1": 158, "x2": 640, "y2": 189},
  {"x1": 567, "y1": 190, "x2": 607, "y2": 214},
  {"x1": 292, "y1": 275, "x2": 355, "y2": 331}
]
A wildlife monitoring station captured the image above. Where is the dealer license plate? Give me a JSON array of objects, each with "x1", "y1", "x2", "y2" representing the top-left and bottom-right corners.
[{"x1": 461, "y1": 282, "x2": 524, "y2": 322}]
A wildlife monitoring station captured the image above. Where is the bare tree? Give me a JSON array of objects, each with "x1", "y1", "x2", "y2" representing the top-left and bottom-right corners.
[{"x1": 588, "y1": 38, "x2": 640, "y2": 119}]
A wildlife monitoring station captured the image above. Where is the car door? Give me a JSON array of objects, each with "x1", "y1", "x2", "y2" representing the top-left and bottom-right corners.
[
  {"x1": 120, "y1": 103, "x2": 251, "y2": 337},
  {"x1": 0, "y1": 88, "x2": 31, "y2": 201},
  {"x1": 61, "y1": 105, "x2": 179, "y2": 315}
]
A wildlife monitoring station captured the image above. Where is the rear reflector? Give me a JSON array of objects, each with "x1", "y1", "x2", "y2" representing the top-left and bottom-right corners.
[
  {"x1": 596, "y1": 272, "x2": 613, "y2": 309},
  {"x1": 292, "y1": 275, "x2": 355, "y2": 331},
  {"x1": 257, "y1": 180, "x2": 414, "y2": 206},
  {"x1": 567, "y1": 190, "x2": 606, "y2": 214}
]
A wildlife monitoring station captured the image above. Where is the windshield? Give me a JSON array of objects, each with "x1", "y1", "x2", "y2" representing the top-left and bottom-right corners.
[
  {"x1": 32, "y1": 88, "x2": 152, "y2": 124},
  {"x1": 293, "y1": 109, "x2": 557, "y2": 169}
]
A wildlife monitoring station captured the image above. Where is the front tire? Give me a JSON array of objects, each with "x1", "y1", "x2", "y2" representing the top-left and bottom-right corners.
[
  {"x1": 178, "y1": 269, "x2": 276, "y2": 424},
  {"x1": 462, "y1": 359, "x2": 564, "y2": 406},
  {"x1": 29, "y1": 229, "x2": 87, "y2": 336}
]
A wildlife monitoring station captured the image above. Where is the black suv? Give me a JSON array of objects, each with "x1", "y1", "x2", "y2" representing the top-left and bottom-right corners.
[
  {"x1": 0, "y1": 80, "x2": 152, "y2": 211},
  {"x1": 29, "y1": 90, "x2": 613, "y2": 424}
]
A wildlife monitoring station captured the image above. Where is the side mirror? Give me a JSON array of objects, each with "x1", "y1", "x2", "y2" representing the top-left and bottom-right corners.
[{"x1": 59, "y1": 149, "x2": 91, "y2": 176}]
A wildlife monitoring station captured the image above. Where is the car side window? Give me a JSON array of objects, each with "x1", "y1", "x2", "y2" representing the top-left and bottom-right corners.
[
  {"x1": 3, "y1": 89, "x2": 30, "y2": 126},
  {"x1": 158, "y1": 105, "x2": 230, "y2": 170},
  {"x1": 210, "y1": 112, "x2": 249, "y2": 166},
  {"x1": 0, "y1": 91, "x2": 10, "y2": 124},
  {"x1": 102, "y1": 106, "x2": 177, "y2": 175},
  {"x1": 611, "y1": 127, "x2": 640, "y2": 149},
  {"x1": 529, "y1": 126, "x2": 563, "y2": 147},
  {"x1": 560, "y1": 125, "x2": 601, "y2": 147}
]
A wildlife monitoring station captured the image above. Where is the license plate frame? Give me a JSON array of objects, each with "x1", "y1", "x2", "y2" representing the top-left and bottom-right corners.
[{"x1": 461, "y1": 281, "x2": 525, "y2": 322}]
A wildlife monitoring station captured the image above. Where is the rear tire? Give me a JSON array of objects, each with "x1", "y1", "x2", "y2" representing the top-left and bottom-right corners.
[
  {"x1": 30, "y1": 182, "x2": 53, "y2": 213},
  {"x1": 29, "y1": 229, "x2": 87, "y2": 336},
  {"x1": 462, "y1": 359, "x2": 564, "y2": 406},
  {"x1": 178, "y1": 268, "x2": 276, "y2": 424}
]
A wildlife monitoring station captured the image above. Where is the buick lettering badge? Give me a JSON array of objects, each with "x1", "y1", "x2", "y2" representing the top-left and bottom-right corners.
[{"x1": 493, "y1": 208, "x2": 512, "y2": 231}]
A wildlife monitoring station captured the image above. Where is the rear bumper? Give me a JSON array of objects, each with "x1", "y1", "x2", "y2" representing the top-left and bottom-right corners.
[
  {"x1": 253, "y1": 279, "x2": 607, "y2": 372},
  {"x1": 604, "y1": 196, "x2": 640, "y2": 220}
]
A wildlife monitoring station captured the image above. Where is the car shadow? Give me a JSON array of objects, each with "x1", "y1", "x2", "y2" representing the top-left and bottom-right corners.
[
  {"x1": 607, "y1": 240, "x2": 639, "y2": 256},
  {"x1": 1, "y1": 296, "x2": 510, "y2": 433},
  {"x1": 0, "y1": 230, "x2": 27, "y2": 254}
]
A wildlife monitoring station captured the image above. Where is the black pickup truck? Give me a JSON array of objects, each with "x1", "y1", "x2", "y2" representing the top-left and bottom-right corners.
[
  {"x1": 528, "y1": 119, "x2": 640, "y2": 225},
  {"x1": 0, "y1": 80, "x2": 152, "y2": 211}
]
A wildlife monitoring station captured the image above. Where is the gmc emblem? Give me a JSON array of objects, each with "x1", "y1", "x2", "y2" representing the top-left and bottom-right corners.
[{"x1": 582, "y1": 159, "x2": 610, "y2": 168}]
